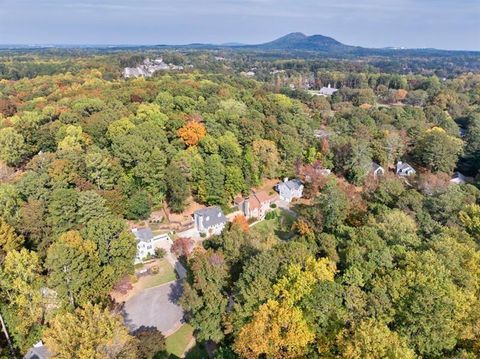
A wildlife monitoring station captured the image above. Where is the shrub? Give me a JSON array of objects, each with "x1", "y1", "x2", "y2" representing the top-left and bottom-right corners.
[{"x1": 155, "y1": 247, "x2": 167, "y2": 258}]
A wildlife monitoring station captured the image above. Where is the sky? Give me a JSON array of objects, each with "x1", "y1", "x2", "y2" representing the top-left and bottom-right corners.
[{"x1": 0, "y1": 0, "x2": 479, "y2": 50}]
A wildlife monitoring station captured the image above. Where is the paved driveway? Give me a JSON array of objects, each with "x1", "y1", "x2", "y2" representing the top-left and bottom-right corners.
[{"x1": 123, "y1": 280, "x2": 184, "y2": 335}]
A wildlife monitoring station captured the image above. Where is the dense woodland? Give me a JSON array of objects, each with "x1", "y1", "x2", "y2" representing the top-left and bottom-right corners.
[{"x1": 1, "y1": 49, "x2": 480, "y2": 358}]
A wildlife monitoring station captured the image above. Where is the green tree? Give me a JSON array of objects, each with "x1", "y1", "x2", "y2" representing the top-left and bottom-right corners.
[
  {"x1": 315, "y1": 180, "x2": 348, "y2": 231},
  {"x1": 252, "y1": 140, "x2": 280, "y2": 179},
  {"x1": 45, "y1": 231, "x2": 103, "y2": 307},
  {"x1": 132, "y1": 326, "x2": 167, "y2": 359},
  {"x1": 414, "y1": 127, "x2": 463, "y2": 173},
  {"x1": 125, "y1": 190, "x2": 151, "y2": 220},
  {"x1": 180, "y1": 249, "x2": 229, "y2": 342},
  {"x1": 392, "y1": 251, "x2": 469, "y2": 356},
  {"x1": 47, "y1": 188, "x2": 79, "y2": 234},
  {"x1": 81, "y1": 216, "x2": 136, "y2": 279},
  {"x1": 202, "y1": 154, "x2": 226, "y2": 205},
  {"x1": 0, "y1": 127, "x2": 27, "y2": 166},
  {"x1": 165, "y1": 163, "x2": 190, "y2": 213},
  {"x1": 85, "y1": 146, "x2": 121, "y2": 190},
  {"x1": 77, "y1": 190, "x2": 110, "y2": 224},
  {"x1": 224, "y1": 165, "x2": 246, "y2": 200}
]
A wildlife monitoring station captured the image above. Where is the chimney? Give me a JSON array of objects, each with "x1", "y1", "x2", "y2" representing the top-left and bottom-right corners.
[
  {"x1": 244, "y1": 198, "x2": 250, "y2": 217},
  {"x1": 284, "y1": 177, "x2": 289, "y2": 183}
]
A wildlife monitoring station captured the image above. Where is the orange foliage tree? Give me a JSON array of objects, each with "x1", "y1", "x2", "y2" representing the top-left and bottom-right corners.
[
  {"x1": 232, "y1": 215, "x2": 249, "y2": 232},
  {"x1": 177, "y1": 122, "x2": 206, "y2": 146}
]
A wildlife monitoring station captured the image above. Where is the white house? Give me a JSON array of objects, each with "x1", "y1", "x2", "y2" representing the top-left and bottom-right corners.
[
  {"x1": 276, "y1": 178, "x2": 304, "y2": 203},
  {"x1": 132, "y1": 228, "x2": 173, "y2": 264},
  {"x1": 371, "y1": 162, "x2": 385, "y2": 178},
  {"x1": 193, "y1": 206, "x2": 227, "y2": 236},
  {"x1": 396, "y1": 161, "x2": 416, "y2": 177}
]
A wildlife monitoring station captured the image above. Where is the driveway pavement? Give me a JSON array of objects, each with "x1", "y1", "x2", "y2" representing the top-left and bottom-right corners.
[{"x1": 123, "y1": 280, "x2": 184, "y2": 335}]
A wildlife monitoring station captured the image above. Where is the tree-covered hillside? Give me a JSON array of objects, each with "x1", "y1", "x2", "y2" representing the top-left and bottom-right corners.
[{"x1": 0, "y1": 51, "x2": 480, "y2": 358}]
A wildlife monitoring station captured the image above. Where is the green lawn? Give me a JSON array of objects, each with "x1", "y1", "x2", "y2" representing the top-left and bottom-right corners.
[
  {"x1": 166, "y1": 324, "x2": 194, "y2": 358},
  {"x1": 250, "y1": 209, "x2": 296, "y2": 241},
  {"x1": 142, "y1": 259, "x2": 176, "y2": 289}
]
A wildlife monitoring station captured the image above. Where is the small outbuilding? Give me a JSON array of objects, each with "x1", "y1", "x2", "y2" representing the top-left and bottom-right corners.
[
  {"x1": 450, "y1": 171, "x2": 472, "y2": 185},
  {"x1": 396, "y1": 161, "x2": 416, "y2": 177},
  {"x1": 24, "y1": 341, "x2": 51, "y2": 359},
  {"x1": 371, "y1": 162, "x2": 385, "y2": 178}
]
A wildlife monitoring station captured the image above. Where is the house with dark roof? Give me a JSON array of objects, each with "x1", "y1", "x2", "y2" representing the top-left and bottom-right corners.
[
  {"x1": 132, "y1": 228, "x2": 172, "y2": 263},
  {"x1": 276, "y1": 178, "x2": 304, "y2": 203},
  {"x1": 193, "y1": 206, "x2": 227, "y2": 236},
  {"x1": 396, "y1": 161, "x2": 416, "y2": 177},
  {"x1": 234, "y1": 190, "x2": 277, "y2": 220},
  {"x1": 24, "y1": 341, "x2": 51, "y2": 359},
  {"x1": 371, "y1": 162, "x2": 385, "y2": 178}
]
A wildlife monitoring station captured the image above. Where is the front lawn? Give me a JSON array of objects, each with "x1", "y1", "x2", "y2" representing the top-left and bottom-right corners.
[
  {"x1": 142, "y1": 259, "x2": 176, "y2": 289},
  {"x1": 250, "y1": 208, "x2": 296, "y2": 241},
  {"x1": 166, "y1": 324, "x2": 194, "y2": 358}
]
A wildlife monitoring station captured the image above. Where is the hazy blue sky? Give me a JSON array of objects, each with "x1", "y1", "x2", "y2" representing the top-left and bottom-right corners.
[{"x1": 1, "y1": 0, "x2": 479, "y2": 50}]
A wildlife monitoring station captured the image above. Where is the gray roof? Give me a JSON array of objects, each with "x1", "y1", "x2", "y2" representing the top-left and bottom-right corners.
[
  {"x1": 133, "y1": 228, "x2": 154, "y2": 242},
  {"x1": 24, "y1": 345, "x2": 51, "y2": 359},
  {"x1": 396, "y1": 161, "x2": 415, "y2": 172},
  {"x1": 319, "y1": 86, "x2": 338, "y2": 96},
  {"x1": 194, "y1": 206, "x2": 227, "y2": 228},
  {"x1": 279, "y1": 179, "x2": 303, "y2": 191},
  {"x1": 372, "y1": 162, "x2": 383, "y2": 172}
]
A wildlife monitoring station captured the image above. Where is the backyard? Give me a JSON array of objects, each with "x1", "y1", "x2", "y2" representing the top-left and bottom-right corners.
[
  {"x1": 112, "y1": 258, "x2": 177, "y2": 303},
  {"x1": 250, "y1": 208, "x2": 296, "y2": 241},
  {"x1": 141, "y1": 259, "x2": 177, "y2": 289}
]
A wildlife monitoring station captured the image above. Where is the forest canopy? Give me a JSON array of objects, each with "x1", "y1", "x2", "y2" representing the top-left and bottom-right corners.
[{"x1": 0, "y1": 49, "x2": 480, "y2": 358}]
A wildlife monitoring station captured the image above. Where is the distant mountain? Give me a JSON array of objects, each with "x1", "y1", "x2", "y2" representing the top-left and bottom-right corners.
[
  {"x1": 4, "y1": 33, "x2": 477, "y2": 58},
  {"x1": 177, "y1": 32, "x2": 478, "y2": 57},
  {"x1": 251, "y1": 32, "x2": 351, "y2": 52}
]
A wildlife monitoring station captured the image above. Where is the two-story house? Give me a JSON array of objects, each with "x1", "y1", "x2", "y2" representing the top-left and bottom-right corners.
[
  {"x1": 132, "y1": 228, "x2": 172, "y2": 263},
  {"x1": 193, "y1": 206, "x2": 227, "y2": 236},
  {"x1": 276, "y1": 178, "x2": 304, "y2": 203}
]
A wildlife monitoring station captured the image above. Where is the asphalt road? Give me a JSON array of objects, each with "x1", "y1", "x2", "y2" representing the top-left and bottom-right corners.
[{"x1": 123, "y1": 280, "x2": 184, "y2": 335}]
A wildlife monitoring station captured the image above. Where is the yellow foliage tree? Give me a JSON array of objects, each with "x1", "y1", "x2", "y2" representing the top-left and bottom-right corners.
[
  {"x1": 0, "y1": 217, "x2": 24, "y2": 260},
  {"x1": 234, "y1": 299, "x2": 314, "y2": 359},
  {"x1": 234, "y1": 257, "x2": 336, "y2": 358},
  {"x1": 460, "y1": 204, "x2": 480, "y2": 240},
  {"x1": 0, "y1": 249, "x2": 43, "y2": 337},
  {"x1": 43, "y1": 303, "x2": 136, "y2": 359},
  {"x1": 337, "y1": 319, "x2": 416, "y2": 359},
  {"x1": 273, "y1": 257, "x2": 336, "y2": 305}
]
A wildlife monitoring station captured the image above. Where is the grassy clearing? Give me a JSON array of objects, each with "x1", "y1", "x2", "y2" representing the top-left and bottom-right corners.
[
  {"x1": 166, "y1": 324, "x2": 194, "y2": 358},
  {"x1": 142, "y1": 259, "x2": 176, "y2": 289},
  {"x1": 250, "y1": 209, "x2": 296, "y2": 241}
]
